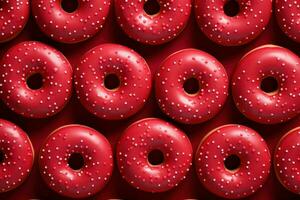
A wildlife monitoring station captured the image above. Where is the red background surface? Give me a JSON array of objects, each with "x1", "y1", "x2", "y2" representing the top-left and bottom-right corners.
[{"x1": 0, "y1": 2, "x2": 300, "y2": 200}]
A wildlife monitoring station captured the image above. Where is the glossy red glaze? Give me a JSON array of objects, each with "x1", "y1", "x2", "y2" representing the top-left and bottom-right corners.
[
  {"x1": 31, "y1": 0, "x2": 111, "y2": 43},
  {"x1": 232, "y1": 45, "x2": 300, "y2": 124},
  {"x1": 194, "y1": 0, "x2": 272, "y2": 46},
  {"x1": 0, "y1": 119, "x2": 34, "y2": 193},
  {"x1": 274, "y1": 127, "x2": 300, "y2": 194},
  {"x1": 74, "y1": 43, "x2": 152, "y2": 120},
  {"x1": 195, "y1": 124, "x2": 271, "y2": 199},
  {"x1": 116, "y1": 118, "x2": 193, "y2": 193},
  {"x1": 0, "y1": 41, "x2": 73, "y2": 118},
  {"x1": 114, "y1": 0, "x2": 192, "y2": 45},
  {"x1": 38, "y1": 125, "x2": 113, "y2": 198},
  {"x1": 1, "y1": 3, "x2": 300, "y2": 199},
  {"x1": 275, "y1": 0, "x2": 300, "y2": 43},
  {"x1": 0, "y1": 0, "x2": 29, "y2": 43},
  {"x1": 155, "y1": 49, "x2": 229, "y2": 124}
]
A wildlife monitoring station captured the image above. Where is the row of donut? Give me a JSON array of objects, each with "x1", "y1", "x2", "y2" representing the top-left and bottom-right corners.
[
  {"x1": 1, "y1": 0, "x2": 299, "y2": 45},
  {"x1": 1, "y1": 41, "x2": 300, "y2": 125},
  {"x1": 0, "y1": 117, "x2": 299, "y2": 199}
]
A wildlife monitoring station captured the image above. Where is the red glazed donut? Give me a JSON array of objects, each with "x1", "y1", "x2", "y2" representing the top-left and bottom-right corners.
[
  {"x1": 74, "y1": 43, "x2": 152, "y2": 120},
  {"x1": 0, "y1": 0, "x2": 29, "y2": 42},
  {"x1": 195, "y1": 124, "x2": 271, "y2": 199},
  {"x1": 0, "y1": 119, "x2": 34, "y2": 193},
  {"x1": 275, "y1": 0, "x2": 300, "y2": 43},
  {"x1": 194, "y1": 0, "x2": 272, "y2": 46},
  {"x1": 232, "y1": 45, "x2": 300, "y2": 124},
  {"x1": 0, "y1": 41, "x2": 73, "y2": 118},
  {"x1": 31, "y1": 0, "x2": 111, "y2": 43},
  {"x1": 114, "y1": 0, "x2": 192, "y2": 45},
  {"x1": 116, "y1": 118, "x2": 193, "y2": 192},
  {"x1": 274, "y1": 127, "x2": 300, "y2": 194},
  {"x1": 39, "y1": 125, "x2": 113, "y2": 198},
  {"x1": 155, "y1": 49, "x2": 229, "y2": 124}
]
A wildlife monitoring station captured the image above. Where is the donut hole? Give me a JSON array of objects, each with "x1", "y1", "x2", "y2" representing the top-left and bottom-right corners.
[
  {"x1": 183, "y1": 78, "x2": 200, "y2": 95},
  {"x1": 224, "y1": 0, "x2": 240, "y2": 17},
  {"x1": 61, "y1": 0, "x2": 79, "y2": 13},
  {"x1": 68, "y1": 153, "x2": 85, "y2": 170},
  {"x1": 224, "y1": 154, "x2": 241, "y2": 171},
  {"x1": 26, "y1": 73, "x2": 44, "y2": 90},
  {"x1": 0, "y1": 151, "x2": 5, "y2": 163},
  {"x1": 260, "y1": 76, "x2": 279, "y2": 94},
  {"x1": 148, "y1": 149, "x2": 164, "y2": 165},
  {"x1": 104, "y1": 73, "x2": 120, "y2": 90},
  {"x1": 144, "y1": 0, "x2": 161, "y2": 16}
]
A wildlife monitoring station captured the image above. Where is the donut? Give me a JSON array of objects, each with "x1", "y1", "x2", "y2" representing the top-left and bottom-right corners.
[
  {"x1": 194, "y1": 0, "x2": 272, "y2": 46},
  {"x1": 155, "y1": 49, "x2": 229, "y2": 124},
  {"x1": 74, "y1": 43, "x2": 152, "y2": 120},
  {"x1": 39, "y1": 124, "x2": 113, "y2": 198},
  {"x1": 0, "y1": 119, "x2": 34, "y2": 193},
  {"x1": 195, "y1": 124, "x2": 271, "y2": 199},
  {"x1": 232, "y1": 45, "x2": 300, "y2": 124},
  {"x1": 274, "y1": 127, "x2": 300, "y2": 194},
  {"x1": 0, "y1": 41, "x2": 73, "y2": 118},
  {"x1": 114, "y1": 0, "x2": 192, "y2": 45},
  {"x1": 275, "y1": 0, "x2": 300, "y2": 43},
  {"x1": 116, "y1": 118, "x2": 193, "y2": 192},
  {"x1": 31, "y1": 0, "x2": 111, "y2": 43},
  {"x1": 0, "y1": 0, "x2": 30, "y2": 42}
]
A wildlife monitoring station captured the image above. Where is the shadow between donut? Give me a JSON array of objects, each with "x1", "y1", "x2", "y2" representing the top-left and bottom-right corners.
[{"x1": 269, "y1": 17, "x2": 300, "y2": 54}]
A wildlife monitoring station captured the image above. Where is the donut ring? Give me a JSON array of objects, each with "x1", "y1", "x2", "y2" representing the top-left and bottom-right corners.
[
  {"x1": 155, "y1": 49, "x2": 229, "y2": 124},
  {"x1": 74, "y1": 43, "x2": 152, "y2": 120},
  {"x1": 194, "y1": 0, "x2": 272, "y2": 46},
  {"x1": 116, "y1": 118, "x2": 193, "y2": 192},
  {"x1": 274, "y1": 127, "x2": 300, "y2": 194},
  {"x1": 114, "y1": 0, "x2": 192, "y2": 45},
  {"x1": 31, "y1": 0, "x2": 111, "y2": 43},
  {"x1": 39, "y1": 125, "x2": 113, "y2": 198},
  {"x1": 275, "y1": 0, "x2": 300, "y2": 43},
  {"x1": 195, "y1": 124, "x2": 271, "y2": 199},
  {"x1": 232, "y1": 45, "x2": 300, "y2": 124},
  {"x1": 0, "y1": 0, "x2": 30, "y2": 42},
  {"x1": 0, "y1": 41, "x2": 73, "y2": 118},
  {"x1": 0, "y1": 119, "x2": 34, "y2": 193}
]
